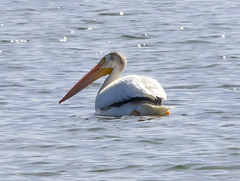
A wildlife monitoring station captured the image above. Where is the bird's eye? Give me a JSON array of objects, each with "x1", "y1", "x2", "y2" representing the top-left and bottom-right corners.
[{"x1": 110, "y1": 56, "x2": 114, "y2": 61}]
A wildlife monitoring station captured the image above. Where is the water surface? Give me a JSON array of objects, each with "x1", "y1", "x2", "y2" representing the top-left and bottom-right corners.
[{"x1": 0, "y1": 0, "x2": 240, "y2": 180}]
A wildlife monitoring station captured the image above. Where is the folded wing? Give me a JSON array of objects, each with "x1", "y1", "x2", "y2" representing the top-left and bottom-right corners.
[{"x1": 96, "y1": 75, "x2": 167, "y2": 110}]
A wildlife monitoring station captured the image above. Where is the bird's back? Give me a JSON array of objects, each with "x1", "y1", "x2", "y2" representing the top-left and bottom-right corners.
[{"x1": 95, "y1": 75, "x2": 167, "y2": 110}]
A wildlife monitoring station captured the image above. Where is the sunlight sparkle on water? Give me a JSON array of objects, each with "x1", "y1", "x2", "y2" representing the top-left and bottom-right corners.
[
  {"x1": 59, "y1": 37, "x2": 67, "y2": 42},
  {"x1": 11, "y1": 39, "x2": 28, "y2": 44},
  {"x1": 138, "y1": 43, "x2": 146, "y2": 47}
]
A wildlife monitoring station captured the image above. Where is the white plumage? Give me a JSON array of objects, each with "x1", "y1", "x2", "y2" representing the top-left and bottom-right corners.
[
  {"x1": 96, "y1": 75, "x2": 166, "y2": 109},
  {"x1": 59, "y1": 52, "x2": 170, "y2": 116}
]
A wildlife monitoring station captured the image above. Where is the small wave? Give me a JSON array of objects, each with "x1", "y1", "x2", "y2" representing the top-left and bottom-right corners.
[
  {"x1": 167, "y1": 84, "x2": 202, "y2": 89},
  {"x1": 195, "y1": 165, "x2": 240, "y2": 170},
  {"x1": 20, "y1": 171, "x2": 60, "y2": 176},
  {"x1": 165, "y1": 164, "x2": 197, "y2": 170},
  {"x1": 122, "y1": 35, "x2": 148, "y2": 39},
  {"x1": 98, "y1": 12, "x2": 125, "y2": 16}
]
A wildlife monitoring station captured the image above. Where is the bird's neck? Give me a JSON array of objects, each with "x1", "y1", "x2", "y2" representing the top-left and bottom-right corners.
[
  {"x1": 98, "y1": 64, "x2": 125, "y2": 94},
  {"x1": 98, "y1": 67, "x2": 123, "y2": 94}
]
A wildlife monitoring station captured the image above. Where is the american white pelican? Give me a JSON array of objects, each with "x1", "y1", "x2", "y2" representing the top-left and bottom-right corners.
[{"x1": 59, "y1": 52, "x2": 170, "y2": 116}]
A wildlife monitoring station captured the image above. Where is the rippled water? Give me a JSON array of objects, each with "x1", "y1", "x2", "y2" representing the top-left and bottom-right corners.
[{"x1": 1, "y1": 0, "x2": 240, "y2": 180}]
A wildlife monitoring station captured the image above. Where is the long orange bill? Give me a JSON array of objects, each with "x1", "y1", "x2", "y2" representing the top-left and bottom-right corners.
[{"x1": 59, "y1": 62, "x2": 112, "y2": 104}]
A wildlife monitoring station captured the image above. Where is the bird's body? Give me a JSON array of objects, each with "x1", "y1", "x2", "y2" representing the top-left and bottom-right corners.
[
  {"x1": 96, "y1": 75, "x2": 168, "y2": 116},
  {"x1": 59, "y1": 52, "x2": 170, "y2": 116}
]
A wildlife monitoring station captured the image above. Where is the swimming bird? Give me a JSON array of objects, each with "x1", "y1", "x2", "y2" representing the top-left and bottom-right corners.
[{"x1": 59, "y1": 52, "x2": 170, "y2": 116}]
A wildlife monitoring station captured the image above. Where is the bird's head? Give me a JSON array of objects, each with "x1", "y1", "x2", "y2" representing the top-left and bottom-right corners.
[
  {"x1": 98, "y1": 52, "x2": 126, "y2": 70},
  {"x1": 59, "y1": 52, "x2": 126, "y2": 104}
]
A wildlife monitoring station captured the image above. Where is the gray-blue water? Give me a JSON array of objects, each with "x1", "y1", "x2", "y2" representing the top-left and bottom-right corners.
[{"x1": 1, "y1": 0, "x2": 240, "y2": 180}]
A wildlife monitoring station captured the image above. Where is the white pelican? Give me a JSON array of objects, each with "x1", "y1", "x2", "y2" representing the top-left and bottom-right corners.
[{"x1": 59, "y1": 52, "x2": 170, "y2": 116}]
